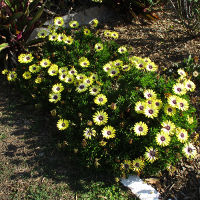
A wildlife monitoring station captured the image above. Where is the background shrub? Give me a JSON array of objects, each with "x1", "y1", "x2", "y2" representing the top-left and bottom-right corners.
[{"x1": 1, "y1": 18, "x2": 198, "y2": 178}]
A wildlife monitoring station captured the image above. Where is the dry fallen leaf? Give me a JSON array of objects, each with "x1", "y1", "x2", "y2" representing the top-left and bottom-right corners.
[{"x1": 144, "y1": 178, "x2": 164, "y2": 192}]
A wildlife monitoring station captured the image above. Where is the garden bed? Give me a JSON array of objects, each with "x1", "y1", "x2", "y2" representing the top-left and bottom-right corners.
[{"x1": 0, "y1": 1, "x2": 200, "y2": 200}]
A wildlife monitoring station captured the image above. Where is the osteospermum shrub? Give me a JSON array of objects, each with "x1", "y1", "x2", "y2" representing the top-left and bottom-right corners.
[{"x1": 2, "y1": 17, "x2": 198, "y2": 177}]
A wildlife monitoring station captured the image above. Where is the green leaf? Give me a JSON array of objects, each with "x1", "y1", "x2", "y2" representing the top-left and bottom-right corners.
[
  {"x1": 4, "y1": 0, "x2": 14, "y2": 12},
  {"x1": 29, "y1": 0, "x2": 41, "y2": 12},
  {"x1": 8, "y1": 12, "x2": 24, "y2": 23},
  {"x1": 0, "y1": 43, "x2": 9, "y2": 52},
  {"x1": 4, "y1": 0, "x2": 12, "y2": 7},
  {"x1": 25, "y1": 5, "x2": 44, "y2": 32}
]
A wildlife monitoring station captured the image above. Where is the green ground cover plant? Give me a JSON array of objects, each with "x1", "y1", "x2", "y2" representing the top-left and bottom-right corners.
[{"x1": 1, "y1": 17, "x2": 198, "y2": 179}]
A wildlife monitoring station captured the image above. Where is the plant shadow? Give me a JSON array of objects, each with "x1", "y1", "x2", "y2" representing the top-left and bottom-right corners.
[{"x1": 0, "y1": 77, "x2": 135, "y2": 199}]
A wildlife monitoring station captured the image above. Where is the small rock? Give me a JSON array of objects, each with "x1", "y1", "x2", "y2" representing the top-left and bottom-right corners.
[
  {"x1": 121, "y1": 175, "x2": 160, "y2": 200},
  {"x1": 28, "y1": 6, "x2": 116, "y2": 41}
]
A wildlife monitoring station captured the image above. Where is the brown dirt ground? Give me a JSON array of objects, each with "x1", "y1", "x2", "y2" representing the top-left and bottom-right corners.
[{"x1": 0, "y1": 2, "x2": 200, "y2": 200}]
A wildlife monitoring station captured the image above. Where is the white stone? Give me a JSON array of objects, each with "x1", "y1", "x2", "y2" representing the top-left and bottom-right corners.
[
  {"x1": 28, "y1": 6, "x2": 116, "y2": 41},
  {"x1": 121, "y1": 175, "x2": 160, "y2": 200}
]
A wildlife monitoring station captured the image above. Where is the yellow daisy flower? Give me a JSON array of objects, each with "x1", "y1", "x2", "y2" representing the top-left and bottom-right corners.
[
  {"x1": 59, "y1": 72, "x2": 68, "y2": 81},
  {"x1": 83, "y1": 128, "x2": 96, "y2": 139},
  {"x1": 48, "y1": 64, "x2": 58, "y2": 76},
  {"x1": 101, "y1": 125, "x2": 116, "y2": 139},
  {"x1": 22, "y1": 71, "x2": 31, "y2": 79},
  {"x1": 161, "y1": 120, "x2": 176, "y2": 135},
  {"x1": 69, "y1": 20, "x2": 79, "y2": 28},
  {"x1": 156, "y1": 132, "x2": 171, "y2": 147},
  {"x1": 40, "y1": 59, "x2": 51, "y2": 68},
  {"x1": 144, "y1": 105, "x2": 159, "y2": 119},
  {"x1": 144, "y1": 89, "x2": 157, "y2": 99},
  {"x1": 49, "y1": 33, "x2": 58, "y2": 41},
  {"x1": 90, "y1": 73, "x2": 98, "y2": 81},
  {"x1": 145, "y1": 62, "x2": 158, "y2": 72},
  {"x1": 7, "y1": 71, "x2": 17, "y2": 81},
  {"x1": 132, "y1": 157, "x2": 145, "y2": 173},
  {"x1": 184, "y1": 79, "x2": 196, "y2": 92},
  {"x1": 142, "y1": 57, "x2": 151, "y2": 64},
  {"x1": 177, "y1": 98, "x2": 189, "y2": 111},
  {"x1": 164, "y1": 104, "x2": 176, "y2": 116},
  {"x1": 38, "y1": 29, "x2": 48, "y2": 38},
  {"x1": 176, "y1": 128, "x2": 188, "y2": 143},
  {"x1": 29, "y1": 64, "x2": 40, "y2": 73},
  {"x1": 76, "y1": 83, "x2": 88, "y2": 93},
  {"x1": 145, "y1": 98, "x2": 154, "y2": 106},
  {"x1": 68, "y1": 67, "x2": 77, "y2": 76},
  {"x1": 187, "y1": 115, "x2": 194, "y2": 124},
  {"x1": 135, "y1": 101, "x2": 146, "y2": 114},
  {"x1": 153, "y1": 99, "x2": 163, "y2": 110},
  {"x1": 111, "y1": 31, "x2": 119, "y2": 39},
  {"x1": 64, "y1": 75, "x2": 74, "y2": 84},
  {"x1": 108, "y1": 67, "x2": 120, "y2": 77},
  {"x1": 89, "y1": 85, "x2": 101, "y2": 96},
  {"x1": 76, "y1": 73, "x2": 87, "y2": 82},
  {"x1": 133, "y1": 121, "x2": 148, "y2": 136},
  {"x1": 2, "y1": 69, "x2": 8, "y2": 75},
  {"x1": 95, "y1": 43, "x2": 103, "y2": 51},
  {"x1": 103, "y1": 63, "x2": 112, "y2": 72},
  {"x1": 93, "y1": 110, "x2": 108, "y2": 126},
  {"x1": 99, "y1": 140, "x2": 107, "y2": 146},
  {"x1": 49, "y1": 92, "x2": 61, "y2": 103},
  {"x1": 18, "y1": 53, "x2": 33, "y2": 63},
  {"x1": 177, "y1": 68, "x2": 187, "y2": 77},
  {"x1": 35, "y1": 77, "x2": 42, "y2": 84},
  {"x1": 121, "y1": 65, "x2": 131, "y2": 72},
  {"x1": 120, "y1": 160, "x2": 132, "y2": 172},
  {"x1": 83, "y1": 77, "x2": 93, "y2": 86},
  {"x1": 144, "y1": 147, "x2": 158, "y2": 163},
  {"x1": 79, "y1": 57, "x2": 90, "y2": 67},
  {"x1": 52, "y1": 83, "x2": 64, "y2": 93},
  {"x1": 129, "y1": 56, "x2": 141, "y2": 64},
  {"x1": 83, "y1": 28, "x2": 91, "y2": 35},
  {"x1": 89, "y1": 18, "x2": 99, "y2": 28},
  {"x1": 104, "y1": 30, "x2": 111, "y2": 37},
  {"x1": 182, "y1": 143, "x2": 197, "y2": 159},
  {"x1": 113, "y1": 59, "x2": 123, "y2": 67},
  {"x1": 173, "y1": 83, "x2": 187, "y2": 96},
  {"x1": 54, "y1": 17, "x2": 64, "y2": 26},
  {"x1": 118, "y1": 46, "x2": 127, "y2": 54},
  {"x1": 64, "y1": 36, "x2": 74, "y2": 45},
  {"x1": 59, "y1": 67, "x2": 68, "y2": 74},
  {"x1": 168, "y1": 95, "x2": 179, "y2": 108},
  {"x1": 134, "y1": 60, "x2": 146, "y2": 70},
  {"x1": 57, "y1": 119, "x2": 69, "y2": 130},
  {"x1": 57, "y1": 33, "x2": 67, "y2": 42},
  {"x1": 94, "y1": 94, "x2": 107, "y2": 106}
]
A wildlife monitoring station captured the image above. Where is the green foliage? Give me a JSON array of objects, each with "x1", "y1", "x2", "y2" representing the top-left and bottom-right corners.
[
  {"x1": 0, "y1": 0, "x2": 45, "y2": 68},
  {"x1": 2, "y1": 18, "x2": 198, "y2": 178},
  {"x1": 164, "y1": 55, "x2": 200, "y2": 81},
  {"x1": 0, "y1": 43, "x2": 9, "y2": 52},
  {"x1": 79, "y1": 182, "x2": 137, "y2": 200}
]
